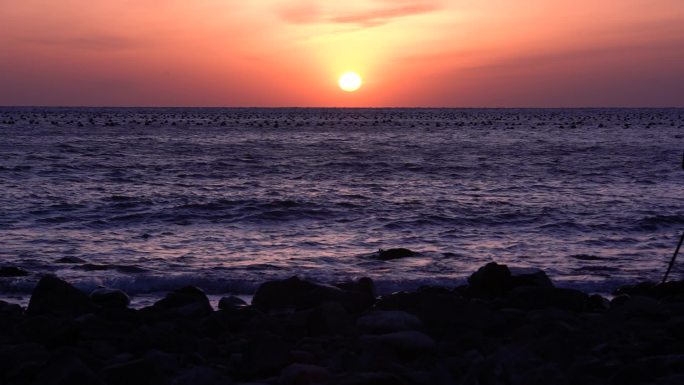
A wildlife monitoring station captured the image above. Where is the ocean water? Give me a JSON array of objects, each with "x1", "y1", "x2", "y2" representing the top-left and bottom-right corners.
[{"x1": 1, "y1": 108, "x2": 683, "y2": 304}]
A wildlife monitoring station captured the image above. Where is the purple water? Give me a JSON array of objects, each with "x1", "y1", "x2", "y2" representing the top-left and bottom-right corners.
[{"x1": 1, "y1": 108, "x2": 683, "y2": 304}]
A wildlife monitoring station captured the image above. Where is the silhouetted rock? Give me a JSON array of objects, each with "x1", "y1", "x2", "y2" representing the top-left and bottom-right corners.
[
  {"x1": 253, "y1": 276, "x2": 374, "y2": 312},
  {"x1": 588, "y1": 294, "x2": 610, "y2": 311},
  {"x1": 309, "y1": 301, "x2": 355, "y2": 335},
  {"x1": 510, "y1": 269, "x2": 554, "y2": 289},
  {"x1": 242, "y1": 333, "x2": 290, "y2": 377},
  {"x1": 3, "y1": 261, "x2": 684, "y2": 385},
  {"x1": 27, "y1": 275, "x2": 96, "y2": 316},
  {"x1": 100, "y1": 353, "x2": 171, "y2": 385},
  {"x1": 89, "y1": 288, "x2": 130, "y2": 309},
  {"x1": 357, "y1": 311, "x2": 422, "y2": 334},
  {"x1": 37, "y1": 355, "x2": 102, "y2": 385},
  {"x1": 610, "y1": 295, "x2": 666, "y2": 319},
  {"x1": 335, "y1": 277, "x2": 376, "y2": 310},
  {"x1": 467, "y1": 264, "x2": 555, "y2": 297},
  {"x1": 507, "y1": 286, "x2": 589, "y2": 312},
  {"x1": 615, "y1": 280, "x2": 684, "y2": 301},
  {"x1": 372, "y1": 248, "x2": 417, "y2": 261},
  {"x1": 147, "y1": 286, "x2": 212, "y2": 318},
  {"x1": 361, "y1": 330, "x2": 436, "y2": 354},
  {"x1": 218, "y1": 295, "x2": 247, "y2": 310},
  {"x1": 280, "y1": 363, "x2": 329, "y2": 385},
  {"x1": 335, "y1": 372, "x2": 408, "y2": 385},
  {"x1": 468, "y1": 262, "x2": 512, "y2": 296},
  {"x1": 0, "y1": 266, "x2": 29, "y2": 277}
]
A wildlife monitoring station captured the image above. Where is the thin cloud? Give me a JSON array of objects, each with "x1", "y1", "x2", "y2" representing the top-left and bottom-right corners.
[
  {"x1": 277, "y1": 1, "x2": 442, "y2": 27},
  {"x1": 331, "y1": 3, "x2": 441, "y2": 27}
]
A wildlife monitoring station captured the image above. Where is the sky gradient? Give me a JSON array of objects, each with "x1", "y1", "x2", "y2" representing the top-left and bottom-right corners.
[{"x1": 1, "y1": 0, "x2": 683, "y2": 107}]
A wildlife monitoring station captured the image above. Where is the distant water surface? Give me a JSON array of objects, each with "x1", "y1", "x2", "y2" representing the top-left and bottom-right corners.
[{"x1": 1, "y1": 108, "x2": 683, "y2": 304}]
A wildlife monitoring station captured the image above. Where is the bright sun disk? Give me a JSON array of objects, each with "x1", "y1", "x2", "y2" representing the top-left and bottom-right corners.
[{"x1": 338, "y1": 72, "x2": 362, "y2": 92}]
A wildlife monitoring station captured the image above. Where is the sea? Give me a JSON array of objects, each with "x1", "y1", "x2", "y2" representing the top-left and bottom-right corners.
[{"x1": 1, "y1": 108, "x2": 683, "y2": 306}]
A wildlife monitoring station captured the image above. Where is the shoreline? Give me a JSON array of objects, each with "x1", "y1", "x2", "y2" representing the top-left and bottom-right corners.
[{"x1": 1, "y1": 262, "x2": 683, "y2": 384}]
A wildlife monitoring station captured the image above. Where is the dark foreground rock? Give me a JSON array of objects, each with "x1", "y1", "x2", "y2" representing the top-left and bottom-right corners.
[
  {"x1": 0, "y1": 266, "x2": 30, "y2": 277},
  {"x1": 90, "y1": 288, "x2": 131, "y2": 309},
  {"x1": 252, "y1": 276, "x2": 375, "y2": 313},
  {"x1": 2, "y1": 263, "x2": 684, "y2": 385},
  {"x1": 26, "y1": 275, "x2": 97, "y2": 316}
]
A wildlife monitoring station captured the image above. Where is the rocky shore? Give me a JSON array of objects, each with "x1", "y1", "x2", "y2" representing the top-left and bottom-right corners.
[{"x1": 1, "y1": 262, "x2": 683, "y2": 385}]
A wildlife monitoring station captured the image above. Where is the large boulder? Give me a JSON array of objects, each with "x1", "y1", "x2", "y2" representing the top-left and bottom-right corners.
[
  {"x1": 100, "y1": 351, "x2": 174, "y2": 385},
  {"x1": 468, "y1": 262, "x2": 512, "y2": 296},
  {"x1": 468, "y1": 263, "x2": 554, "y2": 297},
  {"x1": 89, "y1": 288, "x2": 130, "y2": 309},
  {"x1": 506, "y1": 286, "x2": 589, "y2": 312},
  {"x1": 510, "y1": 269, "x2": 554, "y2": 289},
  {"x1": 144, "y1": 286, "x2": 212, "y2": 318},
  {"x1": 335, "y1": 277, "x2": 376, "y2": 310},
  {"x1": 242, "y1": 333, "x2": 290, "y2": 377},
  {"x1": 357, "y1": 311, "x2": 422, "y2": 334},
  {"x1": 27, "y1": 275, "x2": 97, "y2": 316},
  {"x1": 361, "y1": 331, "x2": 436, "y2": 354},
  {"x1": 253, "y1": 276, "x2": 375, "y2": 313},
  {"x1": 217, "y1": 295, "x2": 247, "y2": 311}
]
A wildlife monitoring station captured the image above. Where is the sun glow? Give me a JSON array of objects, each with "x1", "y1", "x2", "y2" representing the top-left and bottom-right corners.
[{"x1": 338, "y1": 72, "x2": 362, "y2": 92}]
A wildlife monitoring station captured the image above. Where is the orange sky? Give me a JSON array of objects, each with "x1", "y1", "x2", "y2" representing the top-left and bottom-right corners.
[{"x1": 1, "y1": 0, "x2": 683, "y2": 107}]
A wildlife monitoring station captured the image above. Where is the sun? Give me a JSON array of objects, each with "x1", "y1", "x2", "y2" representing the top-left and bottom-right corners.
[{"x1": 338, "y1": 72, "x2": 362, "y2": 92}]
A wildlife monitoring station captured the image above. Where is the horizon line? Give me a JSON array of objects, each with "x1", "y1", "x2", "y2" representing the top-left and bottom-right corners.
[{"x1": 2, "y1": 105, "x2": 683, "y2": 110}]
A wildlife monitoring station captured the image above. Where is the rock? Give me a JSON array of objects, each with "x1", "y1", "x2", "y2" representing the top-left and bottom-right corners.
[
  {"x1": 150, "y1": 286, "x2": 212, "y2": 318},
  {"x1": 615, "y1": 280, "x2": 684, "y2": 301},
  {"x1": 218, "y1": 295, "x2": 247, "y2": 310},
  {"x1": 100, "y1": 354, "x2": 171, "y2": 385},
  {"x1": 374, "y1": 287, "x2": 505, "y2": 333},
  {"x1": 309, "y1": 301, "x2": 355, "y2": 335},
  {"x1": 253, "y1": 276, "x2": 372, "y2": 312},
  {"x1": 468, "y1": 262, "x2": 512, "y2": 296},
  {"x1": 611, "y1": 354, "x2": 684, "y2": 385},
  {"x1": 0, "y1": 343, "x2": 50, "y2": 382},
  {"x1": 507, "y1": 286, "x2": 589, "y2": 312},
  {"x1": 611, "y1": 294, "x2": 631, "y2": 307},
  {"x1": 0, "y1": 300, "x2": 23, "y2": 315},
  {"x1": 362, "y1": 331, "x2": 436, "y2": 354},
  {"x1": 335, "y1": 277, "x2": 376, "y2": 310},
  {"x1": 173, "y1": 366, "x2": 225, "y2": 385},
  {"x1": 510, "y1": 269, "x2": 554, "y2": 289},
  {"x1": 55, "y1": 256, "x2": 86, "y2": 264},
  {"x1": 610, "y1": 295, "x2": 667, "y2": 319},
  {"x1": 0, "y1": 266, "x2": 30, "y2": 277},
  {"x1": 242, "y1": 334, "x2": 290, "y2": 377},
  {"x1": 467, "y1": 264, "x2": 555, "y2": 297},
  {"x1": 279, "y1": 363, "x2": 329, "y2": 385},
  {"x1": 588, "y1": 294, "x2": 610, "y2": 311},
  {"x1": 36, "y1": 355, "x2": 102, "y2": 385},
  {"x1": 27, "y1": 275, "x2": 97, "y2": 316},
  {"x1": 90, "y1": 288, "x2": 130, "y2": 309},
  {"x1": 335, "y1": 372, "x2": 408, "y2": 385},
  {"x1": 357, "y1": 311, "x2": 422, "y2": 334},
  {"x1": 372, "y1": 248, "x2": 417, "y2": 261}
]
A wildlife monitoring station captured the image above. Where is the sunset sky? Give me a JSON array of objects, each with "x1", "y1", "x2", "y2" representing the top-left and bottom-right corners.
[{"x1": 1, "y1": 0, "x2": 683, "y2": 107}]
